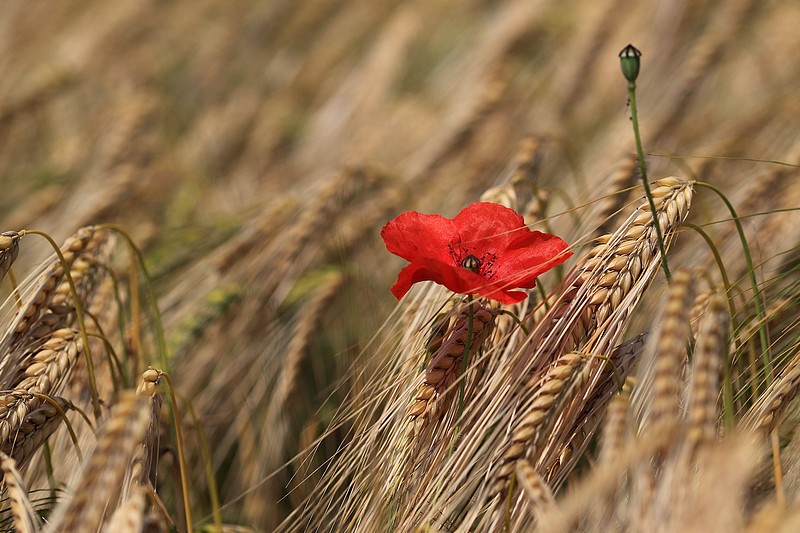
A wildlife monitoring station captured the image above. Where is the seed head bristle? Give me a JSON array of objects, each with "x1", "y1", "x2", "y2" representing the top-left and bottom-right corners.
[{"x1": 600, "y1": 377, "x2": 634, "y2": 464}]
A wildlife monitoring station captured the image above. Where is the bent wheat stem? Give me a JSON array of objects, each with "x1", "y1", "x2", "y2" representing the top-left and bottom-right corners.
[
  {"x1": 98, "y1": 224, "x2": 169, "y2": 372},
  {"x1": 21, "y1": 229, "x2": 102, "y2": 420},
  {"x1": 695, "y1": 181, "x2": 770, "y2": 384}
]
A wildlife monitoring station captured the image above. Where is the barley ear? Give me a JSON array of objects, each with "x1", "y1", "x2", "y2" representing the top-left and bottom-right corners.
[{"x1": 0, "y1": 452, "x2": 39, "y2": 533}]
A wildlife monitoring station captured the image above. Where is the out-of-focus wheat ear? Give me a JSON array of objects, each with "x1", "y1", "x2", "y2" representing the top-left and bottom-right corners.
[
  {"x1": 650, "y1": 0, "x2": 757, "y2": 142},
  {"x1": 407, "y1": 299, "x2": 496, "y2": 429},
  {"x1": 480, "y1": 135, "x2": 543, "y2": 212},
  {"x1": 245, "y1": 272, "x2": 342, "y2": 524},
  {"x1": 515, "y1": 458, "x2": 555, "y2": 523},
  {"x1": 645, "y1": 269, "x2": 694, "y2": 431},
  {"x1": 686, "y1": 293, "x2": 728, "y2": 452},
  {"x1": 775, "y1": 424, "x2": 800, "y2": 506},
  {"x1": 105, "y1": 485, "x2": 147, "y2": 533},
  {"x1": 412, "y1": 61, "x2": 507, "y2": 179},
  {"x1": 266, "y1": 271, "x2": 343, "y2": 438},
  {"x1": 128, "y1": 368, "x2": 163, "y2": 493},
  {"x1": 747, "y1": 501, "x2": 800, "y2": 533},
  {"x1": 599, "y1": 378, "x2": 634, "y2": 464},
  {"x1": 487, "y1": 352, "x2": 587, "y2": 502},
  {"x1": 46, "y1": 391, "x2": 150, "y2": 533},
  {"x1": 0, "y1": 452, "x2": 39, "y2": 533},
  {"x1": 0, "y1": 231, "x2": 21, "y2": 285},
  {"x1": 584, "y1": 378, "x2": 633, "y2": 532}
]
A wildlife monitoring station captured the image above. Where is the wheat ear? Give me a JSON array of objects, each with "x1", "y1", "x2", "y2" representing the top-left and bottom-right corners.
[
  {"x1": 407, "y1": 299, "x2": 497, "y2": 422},
  {"x1": 0, "y1": 452, "x2": 38, "y2": 533},
  {"x1": 46, "y1": 391, "x2": 150, "y2": 532},
  {"x1": 0, "y1": 231, "x2": 21, "y2": 285},
  {"x1": 488, "y1": 352, "x2": 588, "y2": 500},
  {"x1": 647, "y1": 269, "x2": 694, "y2": 430},
  {"x1": 686, "y1": 293, "x2": 728, "y2": 450}
]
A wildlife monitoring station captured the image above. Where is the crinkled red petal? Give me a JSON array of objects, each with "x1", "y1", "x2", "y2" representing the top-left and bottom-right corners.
[
  {"x1": 390, "y1": 258, "x2": 527, "y2": 304},
  {"x1": 381, "y1": 211, "x2": 455, "y2": 264},
  {"x1": 492, "y1": 232, "x2": 573, "y2": 288},
  {"x1": 451, "y1": 202, "x2": 528, "y2": 253}
]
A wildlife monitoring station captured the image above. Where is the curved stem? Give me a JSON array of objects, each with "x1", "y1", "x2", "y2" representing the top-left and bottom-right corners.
[
  {"x1": 22, "y1": 230, "x2": 102, "y2": 420},
  {"x1": 695, "y1": 181, "x2": 771, "y2": 385},
  {"x1": 97, "y1": 224, "x2": 170, "y2": 372}
]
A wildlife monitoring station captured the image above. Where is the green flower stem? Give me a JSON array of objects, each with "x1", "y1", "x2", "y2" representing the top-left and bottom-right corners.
[{"x1": 627, "y1": 81, "x2": 672, "y2": 282}]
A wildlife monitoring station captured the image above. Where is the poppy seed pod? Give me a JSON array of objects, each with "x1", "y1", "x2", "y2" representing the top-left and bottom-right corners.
[{"x1": 619, "y1": 44, "x2": 642, "y2": 83}]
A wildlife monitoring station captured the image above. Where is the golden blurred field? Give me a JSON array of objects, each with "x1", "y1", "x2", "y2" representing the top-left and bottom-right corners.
[{"x1": 0, "y1": 0, "x2": 799, "y2": 531}]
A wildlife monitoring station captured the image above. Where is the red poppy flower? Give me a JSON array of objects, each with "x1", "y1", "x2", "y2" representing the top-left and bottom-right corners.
[{"x1": 381, "y1": 202, "x2": 572, "y2": 304}]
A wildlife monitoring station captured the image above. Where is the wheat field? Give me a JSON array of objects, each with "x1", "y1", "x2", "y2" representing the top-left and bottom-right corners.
[{"x1": 0, "y1": 0, "x2": 799, "y2": 531}]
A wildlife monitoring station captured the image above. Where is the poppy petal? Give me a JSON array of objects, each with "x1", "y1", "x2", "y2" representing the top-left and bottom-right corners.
[
  {"x1": 383, "y1": 201, "x2": 572, "y2": 304},
  {"x1": 381, "y1": 211, "x2": 455, "y2": 264},
  {"x1": 451, "y1": 202, "x2": 527, "y2": 252},
  {"x1": 390, "y1": 258, "x2": 528, "y2": 304},
  {"x1": 493, "y1": 232, "x2": 573, "y2": 288}
]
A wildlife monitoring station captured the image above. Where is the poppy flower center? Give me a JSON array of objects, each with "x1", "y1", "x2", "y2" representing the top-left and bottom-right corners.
[{"x1": 461, "y1": 254, "x2": 481, "y2": 273}]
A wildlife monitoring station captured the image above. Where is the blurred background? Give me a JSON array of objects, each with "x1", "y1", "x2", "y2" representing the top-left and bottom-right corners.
[{"x1": 1, "y1": 0, "x2": 799, "y2": 529}]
